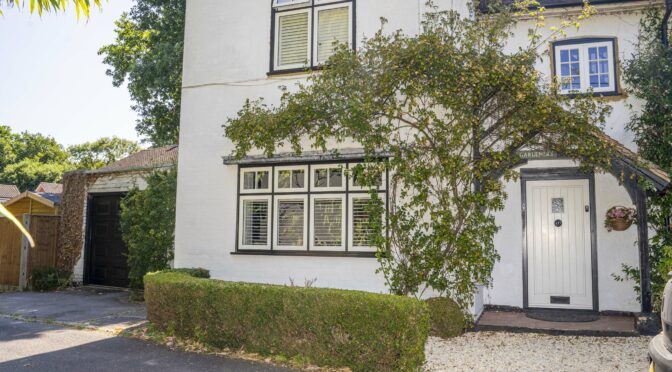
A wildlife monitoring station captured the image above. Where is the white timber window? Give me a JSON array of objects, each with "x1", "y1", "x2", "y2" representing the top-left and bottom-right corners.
[
  {"x1": 310, "y1": 194, "x2": 346, "y2": 251},
  {"x1": 553, "y1": 38, "x2": 618, "y2": 95},
  {"x1": 272, "y1": 0, "x2": 353, "y2": 72},
  {"x1": 236, "y1": 161, "x2": 387, "y2": 255},
  {"x1": 239, "y1": 196, "x2": 272, "y2": 250},
  {"x1": 348, "y1": 193, "x2": 385, "y2": 252}
]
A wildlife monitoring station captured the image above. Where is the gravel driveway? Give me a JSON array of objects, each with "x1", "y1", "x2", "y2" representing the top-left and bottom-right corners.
[{"x1": 425, "y1": 332, "x2": 652, "y2": 371}]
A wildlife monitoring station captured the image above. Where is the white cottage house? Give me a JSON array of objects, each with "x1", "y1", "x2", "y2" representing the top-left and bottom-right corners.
[{"x1": 174, "y1": 0, "x2": 670, "y2": 321}]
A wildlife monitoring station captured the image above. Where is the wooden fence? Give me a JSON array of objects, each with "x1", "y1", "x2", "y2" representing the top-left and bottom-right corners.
[{"x1": 0, "y1": 215, "x2": 60, "y2": 289}]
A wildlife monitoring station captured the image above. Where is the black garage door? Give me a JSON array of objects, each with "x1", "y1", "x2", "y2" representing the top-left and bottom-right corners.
[{"x1": 87, "y1": 194, "x2": 129, "y2": 287}]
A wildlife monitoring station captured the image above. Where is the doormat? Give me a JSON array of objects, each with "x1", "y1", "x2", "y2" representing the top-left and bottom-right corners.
[{"x1": 525, "y1": 309, "x2": 600, "y2": 322}]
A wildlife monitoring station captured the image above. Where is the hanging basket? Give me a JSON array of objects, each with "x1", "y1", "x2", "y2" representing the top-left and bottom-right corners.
[
  {"x1": 605, "y1": 206, "x2": 637, "y2": 232},
  {"x1": 608, "y1": 218, "x2": 633, "y2": 232}
]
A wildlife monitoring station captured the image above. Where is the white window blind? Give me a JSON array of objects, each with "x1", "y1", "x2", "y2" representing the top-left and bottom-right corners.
[
  {"x1": 317, "y1": 7, "x2": 349, "y2": 63},
  {"x1": 313, "y1": 198, "x2": 343, "y2": 247},
  {"x1": 242, "y1": 200, "x2": 269, "y2": 246},
  {"x1": 352, "y1": 198, "x2": 374, "y2": 247},
  {"x1": 278, "y1": 12, "x2": 310, "y2": 67},
  {"x1": 277, "y1": 199, "x2": 305, "y2": 246}
]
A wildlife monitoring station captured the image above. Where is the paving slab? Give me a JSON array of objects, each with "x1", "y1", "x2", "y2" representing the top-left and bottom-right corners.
[{"x1": 475, "y1": 310, "x2": 638, "y2": 336}]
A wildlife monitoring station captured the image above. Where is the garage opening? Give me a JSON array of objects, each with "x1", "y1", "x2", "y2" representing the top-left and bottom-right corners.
[{"x1": 86, "y1": 194, "x2": 129, "y2": 287}]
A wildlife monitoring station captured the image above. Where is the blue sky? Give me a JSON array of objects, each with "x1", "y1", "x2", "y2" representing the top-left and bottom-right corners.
[{"x1": 0, "y1": 0, "x2": 141, "y2": 147}]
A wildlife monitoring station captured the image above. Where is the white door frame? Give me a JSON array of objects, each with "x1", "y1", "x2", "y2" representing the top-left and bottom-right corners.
[{"x1": 521, "y1": 167, "x2": 598, "y2": 311}]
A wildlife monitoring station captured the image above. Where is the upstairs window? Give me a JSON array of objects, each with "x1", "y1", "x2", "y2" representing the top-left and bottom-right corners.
[
  {"x1": 272, "y1": 0, "x2": 354, "y2": 72},
  {"x1": 552, "y1": 38, "x2": 618, "y2": 95}
]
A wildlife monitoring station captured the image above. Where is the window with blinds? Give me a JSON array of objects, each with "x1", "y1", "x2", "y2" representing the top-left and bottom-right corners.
[
  {"x1": 277, "y1": 199, "x2": 305, "y2": 247},
  {"x1": 351, "y1": 197, "x2": 374, "y2": 247},
  {"x1": 313, "y1": 197, "x2": 343, "y2": 247},
  {"x1": 317, "y1": 7, "x2": 350, "y2": 63},
  {"x1": 277, "y1": 11, "x2": 310, "y2": 68},
  {"x1": 237, "y1": 161, "x2": 386, "y2": 255},
  {"x1": 272, "y1": 2, "x2": 353, "y2": 72},
  {"x1": 242, "y1": 199, "x2": 269, "y2": 247}
]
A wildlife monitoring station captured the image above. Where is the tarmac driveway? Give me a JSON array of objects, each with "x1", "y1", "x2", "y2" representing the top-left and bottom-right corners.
[
  {"x1": 0, "y1": 287, "x2": 294, "y2": 372},
  {"x1": 0, "y1": 287, "x2": 146, "y2": 332}
]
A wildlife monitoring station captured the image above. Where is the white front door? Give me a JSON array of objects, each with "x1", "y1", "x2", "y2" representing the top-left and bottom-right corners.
[{"x1": 526, "y1": 179, "x2": 593, "y2": 310}]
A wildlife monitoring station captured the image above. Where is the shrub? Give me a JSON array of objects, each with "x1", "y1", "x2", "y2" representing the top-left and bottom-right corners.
[
  {"x1": 162, "y1": 268, "x2": 210, "y2": 279},
  {"x1": 30, "y1": 267, "x2": 70, "y2": 291},
  {"x1": 144, "y1": 272, "x2": 429, "y2": 371},
  {"x1": 120, "y1": 168, "x2": 177, "y2": 288},
  {"x1": 425, "y1": 297, "x2": 465, "y2": 338}
]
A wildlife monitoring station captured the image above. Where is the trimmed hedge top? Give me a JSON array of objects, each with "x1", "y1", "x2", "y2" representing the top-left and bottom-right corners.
[{"x1": 144, "y1": 272, "x2": 430, "y2": 371}]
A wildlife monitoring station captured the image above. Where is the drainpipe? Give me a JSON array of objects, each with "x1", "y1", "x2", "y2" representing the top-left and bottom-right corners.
[{"x1": 663, "y1": 0, "x2": 672, "y2": 47}]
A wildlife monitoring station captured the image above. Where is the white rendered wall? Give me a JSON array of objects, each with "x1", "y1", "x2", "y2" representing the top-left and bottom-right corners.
[
  {"x1": 175, "y1": 1, "x2": 471, "y2": 292},
  {"x1": 176, "y1": 1, "x2": 647, "y2": 312}
]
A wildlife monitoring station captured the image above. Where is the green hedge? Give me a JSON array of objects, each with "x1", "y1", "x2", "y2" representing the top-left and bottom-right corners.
[
  {"x1": 144, "y1": 272, "x2": 430, "y2": 371},
  {"x1": 425, "y1": 297, "x2": 465, "y2": 338}
]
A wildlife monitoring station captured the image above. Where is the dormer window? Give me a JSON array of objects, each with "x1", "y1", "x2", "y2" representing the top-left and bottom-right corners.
[
  {"x1": 552, "y1": 38, "x2": 619, "y2": 96},
  {"x1": 272, "y1": 0, "x2": 354, "y2": 73}
]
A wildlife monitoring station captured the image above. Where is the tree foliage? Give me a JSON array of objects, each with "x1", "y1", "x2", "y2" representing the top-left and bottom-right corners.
[
  {"x1": 1, "y1": 0, "x2": 100, "y2": 18},
  {"x1": 623, "y1": 10, "x2": 672, "y2": 175},
  {"x1": 224, "y1": 4, "x2": 614, "y2": 308},
  {"x1": 120, "y1": 167, "x2": 177, "y2": 289},
  {"x1": 617, "y1": 10, "x2": 672, "y2": 310},
  {"x1": 99, "y1": 0, "x2": 185, "y2": 146},
  {"x1": 0, "y1": 125, "x2": 73, "y2": 191},
  {"x1": 68, "y1": 136, "x2": 140, "y2": 169},
  {"x1": 0, "y1": 125, "x2": 139, "y2": 190}
]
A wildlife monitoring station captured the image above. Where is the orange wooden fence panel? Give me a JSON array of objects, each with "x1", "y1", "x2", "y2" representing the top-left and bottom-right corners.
[{"x1": 0, "y1": 218, "x2": 22, "y2": 286}]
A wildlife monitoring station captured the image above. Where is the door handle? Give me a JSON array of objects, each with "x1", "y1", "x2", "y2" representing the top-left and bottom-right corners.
[{"x1": 585, "y1": 205, "x2": 590, "y2": 212}]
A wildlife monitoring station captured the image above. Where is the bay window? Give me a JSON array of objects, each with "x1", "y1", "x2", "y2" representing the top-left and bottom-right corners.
[{"x1": 236, "y1": 161, "x2": 387, "y2": 256}]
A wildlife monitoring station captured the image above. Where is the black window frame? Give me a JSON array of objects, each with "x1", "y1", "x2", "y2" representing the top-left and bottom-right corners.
[
  {"x1": 269, "y1": 0, "x2": 357, "y2": 76},
  {"x1": 551, "y1": 37, "x2": 620, "y2": 97},
  {"x1": 233, "y1": 159, "x2": 389, "y2": 258}
]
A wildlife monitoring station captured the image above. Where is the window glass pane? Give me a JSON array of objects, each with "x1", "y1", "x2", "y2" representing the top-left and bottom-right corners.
[
  {"x1": 317, "y1": 6, "x2": 350, "y2": 62},
  {"x1": 570, "y1": 49, "x2": 579, "y2": 61},
  {"x1": 278, "y1": 12, "x2": 309, "y2": 67},
  {"x1": 243, "y1": 200, "x2": 269, "y2": 246},
  {"x1": 352, "y1": 198, "x2": 375, "y2": 247},
  {"x1": 599, "y1": 46, "x2": 608, "y2": 59},
  {"x1": 256, "y1": 171, "x2": 269, "y2": 189},
  {"x1": 277, "y1": 199, "x2": 304, "y2": 246},
  {"x1": 292, "y1": 169, "x2": 305, "y2": 188},
  {"x1": 587, "y1": 44, "x2": 611, "y2": 89},
  {"x1": 313, "y1": 198, "x2": 342, "y2": 247},
  {"x1": 558, "y1": 48, "x2": 580, "y2": 90},
  {"x1": 560, "y1": 50, "x2": 568, "y2": 62},
  {"x1": 329, "y1": 168, "x2": 342, "y2": 187},
  {"x1": 243, "y1": 172, "x2": 256, "y2": 190},
  {"x1": 314, "y1": 168, "x2": 328, "y2": 187},
  {"x1": 278, "y1": 170, "x2": 291, "y2": 189}
]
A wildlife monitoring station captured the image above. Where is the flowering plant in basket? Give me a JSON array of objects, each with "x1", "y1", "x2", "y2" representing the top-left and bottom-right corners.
[{"x1": 605, "y1": 206, "x2": 637, "y2": 232}]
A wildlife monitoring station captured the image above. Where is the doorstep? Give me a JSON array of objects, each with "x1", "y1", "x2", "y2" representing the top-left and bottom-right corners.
[{"x1": 474, "y1": 309, "x2": 639, "y2": 337}]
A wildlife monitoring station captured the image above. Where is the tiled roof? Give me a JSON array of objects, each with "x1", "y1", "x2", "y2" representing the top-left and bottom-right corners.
[
  {"x1": 35, "y1": 192, "x2": 61, "y2": 205},
  {"x1": 35, "y1": 182, "x2": 63, "y2": 194},
  {"x1": 91, "y1": 145, "x2": 178, "y2": 174},
  {"x1": 0, "y1": 184, "x2": 20, "y2": 199},
  {"x1": 596, "y1": 131, "x2": 670, "y2": 192}
]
